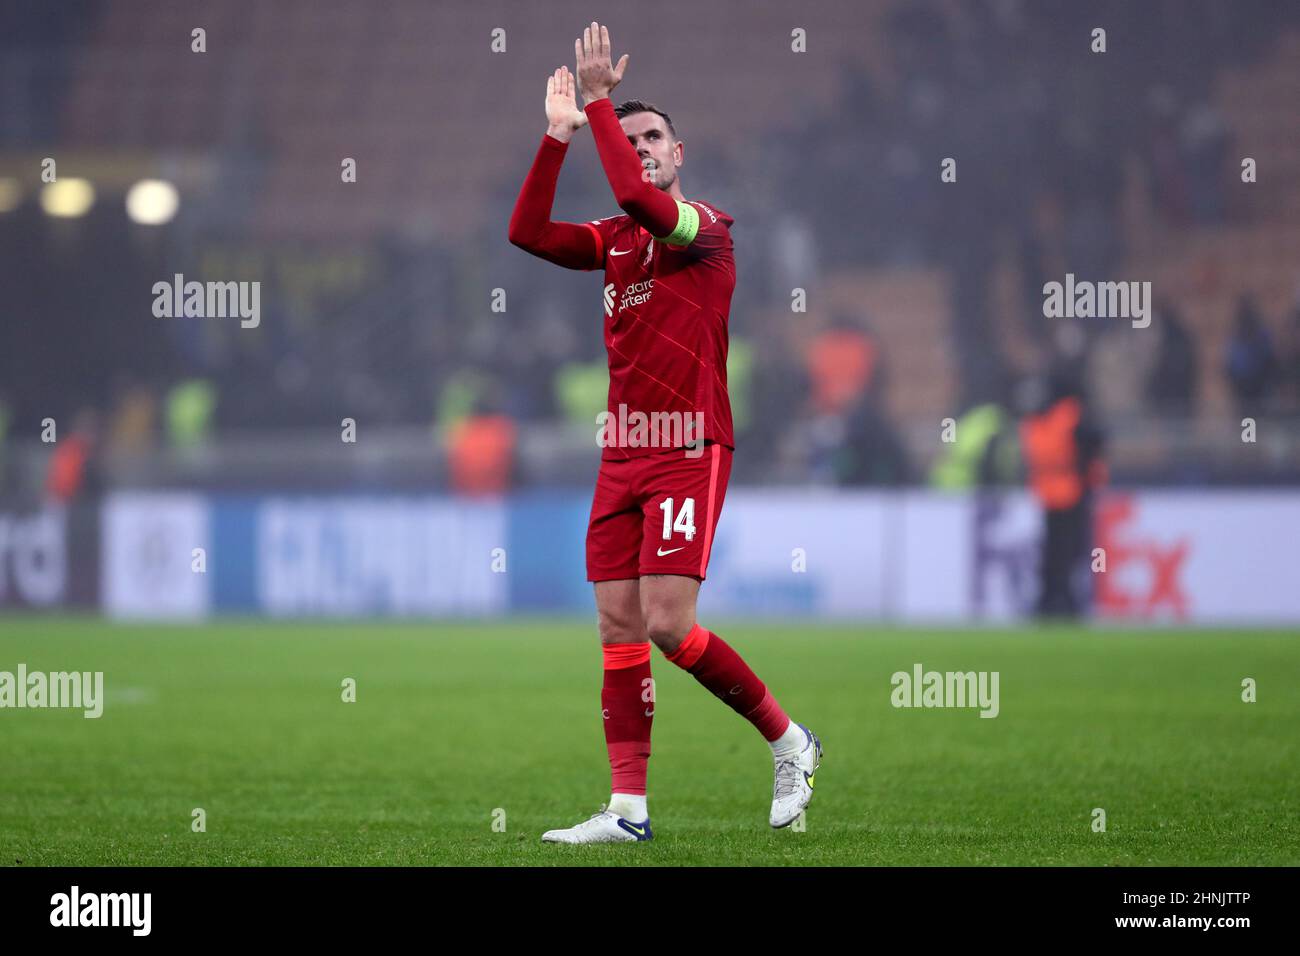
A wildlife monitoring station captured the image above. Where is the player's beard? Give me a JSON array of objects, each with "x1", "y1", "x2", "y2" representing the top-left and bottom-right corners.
[
  {"x1": 647, "y1": 164, "x2": 675, "y2": 192},
  {"x1": 642, "y1": 157, "x2": 671, "y2": 192}
]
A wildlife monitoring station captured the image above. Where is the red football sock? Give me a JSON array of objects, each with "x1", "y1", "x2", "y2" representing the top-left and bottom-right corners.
[
  {"x1": 601, "y1": 642, "x2": 654, "y2": 796},
  {"x1": 664, "y1": 624, "x2": 790, "y2": 741}
]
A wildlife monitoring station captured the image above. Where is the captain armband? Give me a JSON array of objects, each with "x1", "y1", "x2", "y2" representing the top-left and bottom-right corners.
[{"x1": 655, "y1": 200, "x2": 700, "y2": 246}]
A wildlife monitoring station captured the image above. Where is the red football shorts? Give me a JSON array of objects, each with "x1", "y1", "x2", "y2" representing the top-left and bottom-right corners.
[{"x1": 586, "y1": 443, "x2": 733, "y2": 582}]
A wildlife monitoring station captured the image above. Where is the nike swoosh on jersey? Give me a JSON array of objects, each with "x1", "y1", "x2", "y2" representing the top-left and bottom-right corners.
[
  {"x1": 610, "y1": 248, "x2": 632, "y2": 256},
  {"x1": 656, "y1": 546, "x2": 685, "y2": 556}
]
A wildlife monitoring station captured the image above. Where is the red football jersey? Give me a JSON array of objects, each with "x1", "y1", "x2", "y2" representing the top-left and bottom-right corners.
[{"x1": 583, "y1": 201, "x2": 736, "y2": 460}]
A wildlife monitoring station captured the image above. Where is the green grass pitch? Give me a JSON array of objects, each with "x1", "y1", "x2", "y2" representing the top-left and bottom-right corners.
[{"x1": 1, "y1": 617, "x2": 1297, "y2": 866}]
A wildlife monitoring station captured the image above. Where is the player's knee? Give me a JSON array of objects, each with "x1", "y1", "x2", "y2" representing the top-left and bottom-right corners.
[
  {"x1": 642, "y1": 607, "x2": 694, "y2": 656},
  {"x1": 597, "y1": 606, "x2": 646, "y2": 645}
]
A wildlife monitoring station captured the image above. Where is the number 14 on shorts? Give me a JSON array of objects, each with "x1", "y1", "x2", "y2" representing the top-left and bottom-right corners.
[{"x1": 659, "y1": 497, "x2": 697, "y2": 542}]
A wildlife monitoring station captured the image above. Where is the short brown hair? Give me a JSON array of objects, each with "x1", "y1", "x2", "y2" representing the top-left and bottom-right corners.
[{"x1": 614, "y1": 99, "x2": 677, "y2": 140}]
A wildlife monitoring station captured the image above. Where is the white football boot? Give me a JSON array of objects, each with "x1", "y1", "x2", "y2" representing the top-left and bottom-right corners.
[
  {"x1": 541, "y1": 806, "x2": 653, "y2": 844},
  {"x1": 770, "y1": 723, "x2": 822, "y2": 828}
]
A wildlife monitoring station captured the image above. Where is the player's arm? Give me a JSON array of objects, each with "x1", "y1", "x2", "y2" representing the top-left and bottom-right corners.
[
  {"x1": 574, "y1": 22, "x2": 683, "y2": 242},
  {"x1": 583, "y1": 99, "x2": 684, "y2": 240},
  {"x1": 507, "y1": 66, "x2": 604, "y2": 271}
]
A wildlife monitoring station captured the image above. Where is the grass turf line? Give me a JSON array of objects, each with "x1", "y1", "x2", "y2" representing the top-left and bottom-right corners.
[{"x1": 0, "y1": 617, "x2": 1296, "y2": 866}]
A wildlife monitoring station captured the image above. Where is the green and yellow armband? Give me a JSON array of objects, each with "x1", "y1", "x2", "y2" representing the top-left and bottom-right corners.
[{"x1": 655, "y1": 200, "x2": 700, "y2": 246}]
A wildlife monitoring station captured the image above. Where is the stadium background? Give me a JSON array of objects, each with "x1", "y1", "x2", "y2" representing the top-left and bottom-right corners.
[
  {"x1": 0, "y1": 0, "x2": 1298, "y2": 868},
  {"x1": 2, "y1": 0, "x2": 1298, "y2": 623}
]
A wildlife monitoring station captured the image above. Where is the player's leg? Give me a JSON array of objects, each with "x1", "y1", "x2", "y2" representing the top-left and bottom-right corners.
[
  {"x1": 640, "y1": 573, "x2": 792, "y2": 747},
  {"x1": 542, "y1": 463, "x2": 652, "y2": 844},
  {"x1": 594, "y1": 578, "x2": 653, "y2": 827},
  {"x1": 640, "y1": 574, "x2": 821, "y2": 827},
  {"x1": 635, "y1": 444, "x2": 822, "y2": 827},
  {"x1": 636, "y1": 443, "x2": 788, "y2": 736}
]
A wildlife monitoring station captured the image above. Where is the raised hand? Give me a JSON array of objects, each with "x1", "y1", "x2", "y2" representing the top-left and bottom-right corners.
[
  {"x1": 545, "y1": 65, "x2": 588, "y2": 142},
  {"x1": 575, "y1": 21, "x2": 628, "y2": 105}
]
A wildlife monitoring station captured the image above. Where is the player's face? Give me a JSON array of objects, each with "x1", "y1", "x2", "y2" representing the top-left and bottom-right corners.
[{"x1": 620, "y1": 112, "x2": 682, "y2": 191}]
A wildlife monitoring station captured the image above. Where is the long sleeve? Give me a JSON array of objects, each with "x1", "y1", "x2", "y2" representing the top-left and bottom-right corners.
[
  {"x1": 508, "y1": 133, "x2": 603, "y2": 270},
  {"x1": 584, "y1": 98, "x2": 680, "y2": 238}
]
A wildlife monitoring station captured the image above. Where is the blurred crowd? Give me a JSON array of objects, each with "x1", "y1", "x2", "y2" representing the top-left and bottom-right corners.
[{"x1": 3, "y1": 0, "x2": 1299, "y2": 499}]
